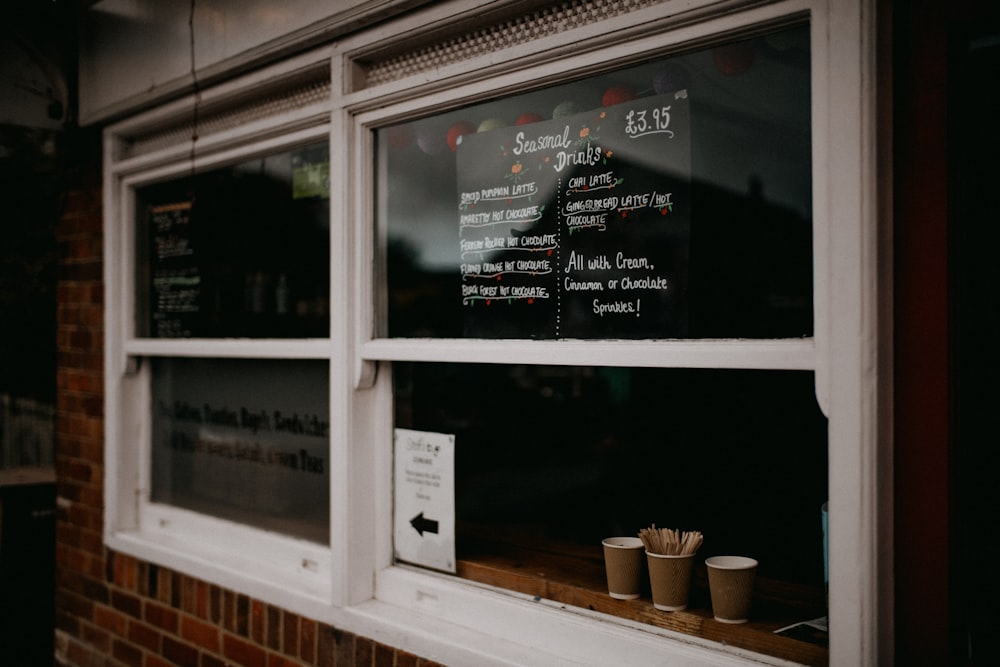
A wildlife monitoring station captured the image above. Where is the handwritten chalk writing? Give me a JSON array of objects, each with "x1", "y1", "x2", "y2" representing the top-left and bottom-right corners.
[
  {"x1": 620, "y1": 193, "x2": 650, "y2": 208},
  {"x1": 620, "y1": 275, "x2": 670, "y2": 290},
  {"x1": 507, "y1": 205, "x2": 540, "y2": 219},
  {"x1": 512, "y1": 126, "x2": 573, "y2": 155},
  {"x1": 593, "y1": 299, "x2": 641, "y2": 316},
  {"x1": 554, "y1": 145, "x2": 604, "y2": 172},
  {"x1": 516, "y1": 259, "x2": 551, "y2": 272},
  {"x1": 616, "y1": 253, "x2": 651, "y2": 270},
  {"x1": 565, "y1": 277, "x2": 605, "y2": 291},
  {"x1": 565, "y1": 197, "x2": 619, "y2": 213},
  {"x1": 455, "y1": 90, "x2": 690, "y2": 338},
  {"x1": 625, "y1": 106, "x2": 674, "y2": 139},
  {"x1": 590, "y1": 254, "x2": 612, "y2": 270},
  {"x1": 564, "y1": 214, "x2": 607, "y2": 233},
  {"x1": 517, "y1": 233, "x2": 557, "y2": 247},
  {"x1": 460, "y1": 212, "x2": 492, "y2": 226},
  {"x1": 481, "y1": 186, "x2": 510, "y2": 199},
  {"x1": 566, "y1": 251, "x2": 582, "y2": 271},
  {"x1": 509, "y1": 286, "x2": 549, "y2": 298}
]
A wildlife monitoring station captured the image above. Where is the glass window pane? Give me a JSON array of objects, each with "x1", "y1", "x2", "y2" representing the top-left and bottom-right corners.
[
  {"x1": 151, "y1": 357, "x2": 329, "y2": 543},
  {"x1": 377, "y1": 25, "x2": 811, "y2": 339},
  {"x1": 136, "y1": 142, "x2": 330, "y2": 338},
  {"x1": 393, "y1": 363, "x2": 827, "y2": 587}
]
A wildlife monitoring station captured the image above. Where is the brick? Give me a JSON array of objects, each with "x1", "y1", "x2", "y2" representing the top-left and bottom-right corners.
[
  {"x1": 298, "y1": 617, "x2": 315, "y2": 663},
  {"x1": 267, "y1": 653, "x2": 303, "y2": 667},
  {"x1": 316, "y1": 624, "x2": 336, "y2": 665},
  {"x1": 266, "y1": 604, "x2": 281, "y2": 652},
  {"x1": 58, "y1": 303, "x2": 104, "y2": 327},
  {"x1": 145, "y1": 654, "x2": 174, "y2": 667},
  {"x1": 66, "y1": 635, "x2": 95, "y2": 666},
  {"x1": 79, "y1": 620, "x2": 112, "y2": 653},
  {"x1": 282, "y1": 611, "x2": 300, "y2": 658},
  {"x1": 180, "y1": 614, "x2": 221, "y2": 652},
  {"x1": 415, "y1": 659, "x2": 445, "y2": 667},
  {"x1": 236, "y1": 593, "x2": 250, "y2": 638},
  {"x1": 180, "y1": 575, "x2": 198, "y2": 615},
  {"x1": 145, "y1": 562, "x2": 159, "y2": 599},
  {"x1": 57, "y1": 457, "x2": 95, "y2": 482},
  {"x1": 156, "y1": 568, "x2": 174, "y2": 606},
  {"x1": 56, "y1": 391, "x2": 104, "y2": 418},
  {"x1": 58, "y1": 348, "x2": 105, "y2": 372},
  {"x1": 56, "y1": 588, "x2": 95, "y2": 621},
  {"x1": 374, "y1": 643, "x2": 394, "y2": 667},
  {"x1": 112, "y1": 637, "x2": 143, "y2": 667},
  {"x1": 221, "y1": 589, "x2": 234, "y2": 630},
  {"x1": 65, "y1": 495, "x2": 104, "y2": 530},
  {"x1": 250, "y1": 599, "x2": 265, "y2": 645},
  {"x1": 57, "y1": 435, "x2": 103, "y2": 463},
  {"x1": 112, "y1": 554, "x2": 139, "y2": 591},
  {"x1": 57, "y1": 259, "x2": 103, "y2": 282},
  {"x1": 223, "y1": 634, "x2": 267, "y2": 667},
  {"x1": 163, "y1": 635, "x2": 199, "y2": 666},
  {"x1": 128, "y1": 619, "x2": 162, "y2": 653},
  {"x1": 144, "y1": 601, "x2": 179, "y2": 634},
  {"x1": 94, "y1": 603, "x2": 128, "y2": 636},
  {"x1": 57, "y1": 566, "x2": 108, "y2": 604},
  {"x1": 201, "y1": 653, "x2": 227, "y2": 667},
  {"x1": 209, "y1": 584, "x2": 222, "y2": 624},
  {"x1": 195, "y1": 579, "x2": 210, "y2": 619},
  {"x1": 355, "y1": 636, "x2": 374, "y2": 666},
  {"x1": 395, "y1": 650, "x2": 419, "y2": 667},
  {"x1": 56, "y1": 411, "x2": 103, "y2": 440},
  {"x1": 55, "y1": 609, "x2": 81, "y2": 635},
  {"x1": 329, "y1": 626, "x2": 354, "y2": 667}
]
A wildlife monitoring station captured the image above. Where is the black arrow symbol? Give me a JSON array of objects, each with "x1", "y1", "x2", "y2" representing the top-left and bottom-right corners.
[{"x1": 410, "y1": 512, "x2": 439, "y2": 536}]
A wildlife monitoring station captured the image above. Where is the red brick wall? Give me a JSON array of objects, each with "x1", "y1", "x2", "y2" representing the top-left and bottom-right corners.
[{"x1": 53, "y1": 130, "x2": 442, "y2": 667}]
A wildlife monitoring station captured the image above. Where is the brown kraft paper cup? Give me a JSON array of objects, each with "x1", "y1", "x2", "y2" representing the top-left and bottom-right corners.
[
  {"x1": 646, "y1": 551, "x2": 695, "y2": 611},
  {"x1": 705, "y1": 555, "x2": 758, "y2": 623},
  {"x1": 602, "y1": 537, "x2": 645, "y2": 600}
]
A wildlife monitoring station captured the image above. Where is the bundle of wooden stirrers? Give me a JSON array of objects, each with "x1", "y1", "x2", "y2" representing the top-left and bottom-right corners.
[{"x1": 638, "y1": 525, "x2": 704, "y2": 556}]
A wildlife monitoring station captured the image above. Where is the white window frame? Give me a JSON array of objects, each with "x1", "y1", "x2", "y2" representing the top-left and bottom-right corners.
[
  {"x1": 337, "y1": 0, "x2": 886, "y2": 664},
  {"x1": 103, "y1": 48, "x2": 340, "y2": 606},
  {"x1": 103, "y1": 0, "x2": 887, "y2": 664}
]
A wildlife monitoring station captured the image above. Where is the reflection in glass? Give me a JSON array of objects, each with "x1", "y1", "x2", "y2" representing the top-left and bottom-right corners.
[
  {"x1": 394, "y1": 362, "x2": 827, "y2": 585},
  {"x1": 377, "y1": 26, "x2": 812, "y2": 339},
  {"x1": 151, "y1": 358, "x2": 330, "y2": 543},
  {"x1": 135, "y1": 142, "x2": 330, "y2": 338}
]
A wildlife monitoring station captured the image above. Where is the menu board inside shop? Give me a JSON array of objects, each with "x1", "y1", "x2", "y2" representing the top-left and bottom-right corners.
[
  {"x1": 149, "y1": 200, "x2": 200, "y2": 338},
  {"x1": 457, "y1": 91, "x2": 691, "y2": 339}
]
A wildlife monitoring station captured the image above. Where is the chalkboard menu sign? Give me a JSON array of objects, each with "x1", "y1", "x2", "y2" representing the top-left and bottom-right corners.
[
  {"x1": 137, "y1": 142, "x2": 331, "y2": 339},
  {"x1": 149, "y1": 200, "x2": 200, "y2": 337},
  {"x1": 456, "y1": 91, "x2": 691, "y2": 339}
]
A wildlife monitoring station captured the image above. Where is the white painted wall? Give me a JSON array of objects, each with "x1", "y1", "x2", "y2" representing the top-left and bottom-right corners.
[{"x1": 79, "y1": 0, "x2": 427, "y2": 124}]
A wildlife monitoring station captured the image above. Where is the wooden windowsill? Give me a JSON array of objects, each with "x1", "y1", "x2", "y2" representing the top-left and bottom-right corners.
[{"x1": 454, "y1": 525, "x2": 828, "y2": 666}]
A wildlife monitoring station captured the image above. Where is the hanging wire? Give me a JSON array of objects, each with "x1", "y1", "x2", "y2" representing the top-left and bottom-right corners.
[{"x1": 188, "y1": 0, "x2": 200, "y2": 177}]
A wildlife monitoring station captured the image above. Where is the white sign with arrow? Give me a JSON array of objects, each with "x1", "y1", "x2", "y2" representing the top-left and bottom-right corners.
[{"x1": 393, "y1": 428, "x2": 456, "y2": 573}]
